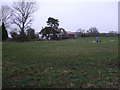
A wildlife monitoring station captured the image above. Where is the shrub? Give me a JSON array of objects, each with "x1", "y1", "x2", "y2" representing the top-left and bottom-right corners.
[{"x1": 10, "y1": 31, "x2": 19, "y2": 40}]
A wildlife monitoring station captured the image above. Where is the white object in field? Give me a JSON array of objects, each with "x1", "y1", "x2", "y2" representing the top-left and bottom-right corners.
[{"x1": 92, "y1": 40, "x2": 96, "y2": 43}]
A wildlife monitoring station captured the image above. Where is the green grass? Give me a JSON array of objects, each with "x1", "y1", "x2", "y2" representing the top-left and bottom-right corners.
[{"x1": 2, "y1": 37, "x2": 119, "y2": 88}]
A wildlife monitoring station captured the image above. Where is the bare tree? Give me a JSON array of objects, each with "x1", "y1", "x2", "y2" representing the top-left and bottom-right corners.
[
  {"x1": 87, "y1": 27, "x2": 99, "y2": 37},
  {"x1": 76, "y1": 28, "x2": 85, "y2": 37},
  {"x1": 108, "y1": 31, "x2": 118, "y2": 37},
  {"x1": 1, "y1": 5, "x2": 13, "y2": 29},
  {"x1": 11, "y1": 0, "x2": 37, "y2": 36}
]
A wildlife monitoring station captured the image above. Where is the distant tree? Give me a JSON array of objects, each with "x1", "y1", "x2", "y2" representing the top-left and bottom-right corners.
[
  {"x1": 109, "y1": 31, "x2": 117, "y2": 34},
  {"x1": 26, "y1": 28, "x2": 36, "y2": 39},
  {"x1": 11, "y1": 0, "x2": 37, "y2": 41},
  {"x1": 76, "y1": 29, "x2": 85, "y2": 37},
  {"x1": 87, "y1": 27, "x2": 99, "y2": 37},
  {"x1": 108, "y1": 31, "x2": 118, "y2": 37},
  {"x1": 2, "y1": 22, "x2": 8, "y2": 41}
]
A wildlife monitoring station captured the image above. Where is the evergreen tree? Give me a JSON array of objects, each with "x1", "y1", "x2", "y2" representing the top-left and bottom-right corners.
[
  {"x1": 47, "y1": 17, "x2": 59, "y2": 39},
  {"x1": 2, "y1": 22, "x2": 8, "y2": 41},
  {"x1": 0, "y1": 25, "x2": 2, "y2": 42},
  {"x1": 40, "y1": 17, "x2": 60, "y2": 40}
]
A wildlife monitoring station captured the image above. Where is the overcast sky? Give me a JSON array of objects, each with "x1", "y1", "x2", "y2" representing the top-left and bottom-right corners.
[{"x1": 1, "y1": 0, "x2": 118, "y2": 33}]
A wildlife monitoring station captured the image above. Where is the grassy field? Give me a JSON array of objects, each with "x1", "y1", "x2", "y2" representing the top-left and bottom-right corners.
[{"x1": 2, "y1": 37, "x2": 119, "y2": 88}]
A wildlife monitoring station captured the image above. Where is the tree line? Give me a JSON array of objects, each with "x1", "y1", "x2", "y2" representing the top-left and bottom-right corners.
[
  {"x1": 76, "y1": 27, "x2": 118, "y2": 37},
  {"x1": 1, "y1": 0, "x2": 118, "y2": 42}
]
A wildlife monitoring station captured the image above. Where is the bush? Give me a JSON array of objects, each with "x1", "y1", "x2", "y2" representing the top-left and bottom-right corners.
[
  {"x1": 10, "y1": 31, "x2": 29, "y2": 42},
  {"x1": 19, "y1": 31, "x2": 28, "y2": 42},
  {"x1": 26, "y1": 28, "x2": 36, "y2": 40},
  {"x1": 10, "y1": 31, "x2": 19, "y2": 40}
]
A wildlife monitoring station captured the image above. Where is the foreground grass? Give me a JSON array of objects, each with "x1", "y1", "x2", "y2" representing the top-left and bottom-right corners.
[{"x1": 2, "y1": 37, "x2": 119, "y2": 88}]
